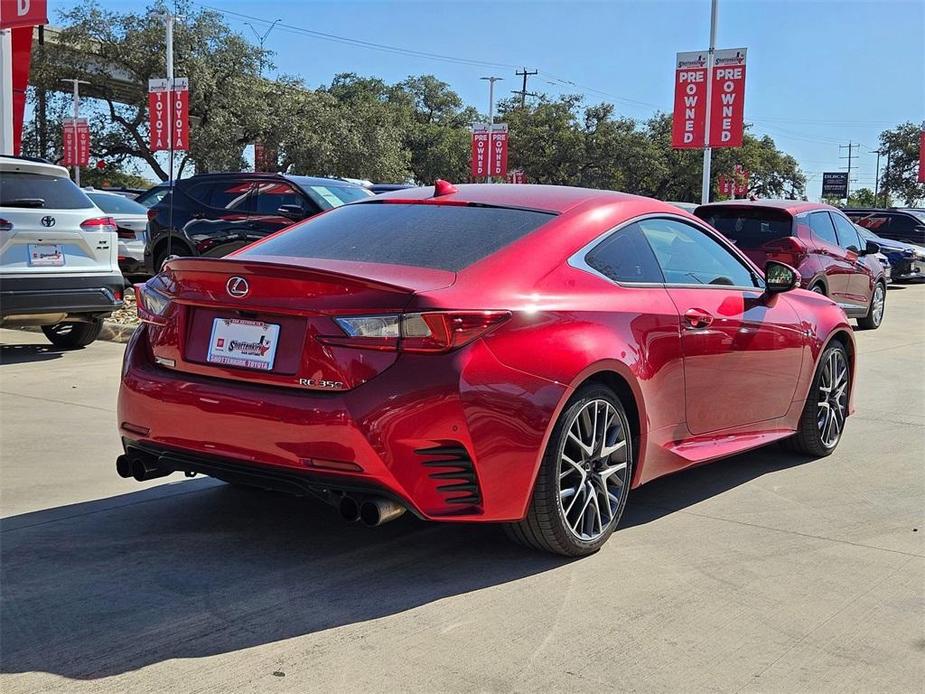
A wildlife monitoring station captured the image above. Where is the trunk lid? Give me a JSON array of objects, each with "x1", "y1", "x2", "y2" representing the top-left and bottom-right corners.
[{"x1": 147, "y1": 256, "x2": 455, "y2": 391}]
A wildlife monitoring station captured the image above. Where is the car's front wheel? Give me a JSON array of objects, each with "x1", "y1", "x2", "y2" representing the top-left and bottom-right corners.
[
  {"x1": 42, "y1": 319, "x2": 103, "y2": 349},
  {"x1": 785, "y1": 341, "x2": 850, "y2": 457},
  {"x1": 857, "y1": 281, "x2": 886, "y2": 330},
  {"x1": 506, "y1": 384, "x2": 633, "y2": 556}
]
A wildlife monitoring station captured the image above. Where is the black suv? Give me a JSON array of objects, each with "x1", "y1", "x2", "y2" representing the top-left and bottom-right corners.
[
  {"x1": 144, "y1": 173, "x2": 374, "y2": 272},
  {"x1": 844, "y1": 208, "x2": 925, "y2": 247}
]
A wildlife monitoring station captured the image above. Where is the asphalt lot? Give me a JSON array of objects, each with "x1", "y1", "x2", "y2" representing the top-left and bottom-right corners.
[{"x1": 1, "y1": 286, "x2": 923, "y2": 693}]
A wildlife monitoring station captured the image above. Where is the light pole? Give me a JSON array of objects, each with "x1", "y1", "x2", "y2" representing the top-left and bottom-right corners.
[
  {"x1": 700, "y1": 0, "x2": 718, "y2": 205},
  {"x1": 60, "y1": 78, "x2": 90, "y2": 185},
  {"x1": 480, "y1": 76, "x2": 502, "y2": 183}
]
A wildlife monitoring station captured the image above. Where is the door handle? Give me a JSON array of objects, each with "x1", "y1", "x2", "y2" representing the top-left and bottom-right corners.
[{"x1": 683, "y1": 308, "x2": 714, "y2": 329}]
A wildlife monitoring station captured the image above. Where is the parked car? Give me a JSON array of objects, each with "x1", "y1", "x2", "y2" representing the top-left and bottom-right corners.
[
  {"x1": 0, "y1": 156, "x2": 123, "y2": 347},
  {"x1": 695, "y1": 200, "x2": 887, "y2": 329},
  {"x1": 119, "y1": 183, "x2": 856, "y2": 556},
  {"x1": 666, "y1": 201, "x2": 698, "y2": 213},
  {"x1": 845, "y1": 208, "x2": 925, "y2": 247},
  {"x1": 853, "y1": 223, "x2": 924, "y2": 283},
  {"x1": 144, "y1": 173, "x2": 374, "y2": 273},
  {"x1": 133, "y1": 182, "x2": 170, "y2": 208},
  {"x1": 85, "y1": 189, "x2": 149, "y2": 278}
]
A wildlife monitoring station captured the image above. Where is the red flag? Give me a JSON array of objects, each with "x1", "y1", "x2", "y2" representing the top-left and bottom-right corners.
[
  {"x1": 709, "y1": 49, "x2": 747, "y2": 148},
  {"x1": 471, "y1": 124, "x2": 490, "y2": 179},
  {"x1": 672, "y1": 52, "x2": 708, "y2": 149},
  {"x1": 0, "y1": 0, "x2": 47, "y2": 29},
  {"x1": 918, "y1": 131, "x2": 925, "y2": 183},
  {"x1": 489, "y1": 124, "x2": 509, "y2": 177},
  {"x1": 61, "y1": 118, "x2": 89, "y2": 167},
  {"x1": 171, "y1": 78, "x2": 189, "y2": 152}
]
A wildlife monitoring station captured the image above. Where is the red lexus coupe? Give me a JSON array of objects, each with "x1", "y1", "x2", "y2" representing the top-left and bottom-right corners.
[{"x1": 118, "y1": 183, "x2": 856, "y2": 556}]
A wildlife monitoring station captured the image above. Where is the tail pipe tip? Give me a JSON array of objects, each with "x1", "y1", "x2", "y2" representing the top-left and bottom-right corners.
[{"x1": 360, "y1": 498, "x2": 406, "y2": 527}]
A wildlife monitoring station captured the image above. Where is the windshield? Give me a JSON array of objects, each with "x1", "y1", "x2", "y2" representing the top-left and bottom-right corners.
[
  {"x1": 303, "y1": 184, "x2": 375, "y2": 210},
  {"x1": 87, "y1": 192, "x2": 148, "y2": 215},
  {"x1": 241, "y1": 202, "x2": 555, "y2": 272},
  {"x1": 0, "y1": 172, "x2": 94, "y2": 209}
]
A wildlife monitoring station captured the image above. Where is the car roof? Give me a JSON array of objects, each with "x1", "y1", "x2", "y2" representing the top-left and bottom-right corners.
[
  {"x1": 0, "y1": 155, "x2": 70, "y2": 178},
  {"x1": 696, "y1": 199, "x2": 830, "y2": 216},
  {"x1": 370, "y1": 183, "x2": 659, "y2": 214}
]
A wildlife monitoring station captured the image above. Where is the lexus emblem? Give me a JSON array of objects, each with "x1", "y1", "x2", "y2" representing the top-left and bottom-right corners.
[
  {"x1": 40, "y1": 216, "x2": 56, "y2": 228},
  {"x1": 226, "y1": 276, "x2": 249, "y2": 298}
]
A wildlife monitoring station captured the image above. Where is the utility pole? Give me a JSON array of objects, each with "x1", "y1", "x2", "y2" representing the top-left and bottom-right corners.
[
  {"x1": 60, "y1": 78, "x2": 90, "y2": 185},
  {"x1": 513, "y1": 67, "x2": 538, "y2": 108},
  {"x1": 700, "y1": 0, "x2": 718, "y2": 205},
  {"x1": 839, "y1": 141, "x2": 858, "y2": 203},
  {"x1": 883, "y1": 148, "x2": 891, "y2": 207},
  {"x1": 480, "y1": 76, "x2": 502, "y2": 183},
  {"x1": 244, "y1": 19, "x2": 281, "y2": 75}
]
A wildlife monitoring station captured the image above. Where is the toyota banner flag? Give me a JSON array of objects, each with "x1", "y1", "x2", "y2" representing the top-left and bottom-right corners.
[{"x1": 148, "y1": 78, "x2": 190, "y2": 152}]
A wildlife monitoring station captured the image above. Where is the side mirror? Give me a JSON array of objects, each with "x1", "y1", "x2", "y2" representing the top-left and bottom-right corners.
[
  {"x1": 277, "y1": 204, "x2": 305, "y2": 219},
  {"x1": 764, "y1": 260, "x2": 800, "y2": 294},
  {"x1": 861, "y1": 240, "x2": 880, "y2": 256}
]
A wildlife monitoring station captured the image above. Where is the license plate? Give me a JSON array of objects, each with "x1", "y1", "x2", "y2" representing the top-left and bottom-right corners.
[
  {"x1": 28, "y1": 244, "x2": 64, "y2": 267},
  {"x1": 207, "y1": 318, "x2": 280, "y2": 371}
]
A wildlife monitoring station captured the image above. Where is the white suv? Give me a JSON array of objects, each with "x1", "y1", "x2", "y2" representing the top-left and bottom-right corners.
[{"x1": 0, "y1": 156, "x2": 124, "y2": 348}]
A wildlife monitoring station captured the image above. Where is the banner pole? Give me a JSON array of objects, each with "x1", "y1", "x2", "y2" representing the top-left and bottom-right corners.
[
  {"x1": 700, "y1": 0, "x2": 718, "y2": 205},
  {"x1": 165, "y1": 14, "x2": 175, "y2": 266}
]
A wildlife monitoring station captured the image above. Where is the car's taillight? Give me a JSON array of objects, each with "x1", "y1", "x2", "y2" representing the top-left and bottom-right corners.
[
  {"x1": 762, "y1": 236, "x2": 807, "y2": 267},
  {"x1": 0, "y1": 218, "x2": 12, "y2": 232},
  {"x1": 146, "y1": 208, "x2": 158, "y2": 222},
  {"x1": 81, "y1": 216, "x2": 118, "y2": 234},
  {"x1": 134, "y1": 280, "x2": 172, "y2": 325},
  {"x1": 324, "y1": 311, "x2": 510, "y2": 353}
]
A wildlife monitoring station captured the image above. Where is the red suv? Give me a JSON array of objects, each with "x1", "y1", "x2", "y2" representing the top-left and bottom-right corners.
[{"x1": 695, "y1": 200, "x2": 887, "y2": 329}]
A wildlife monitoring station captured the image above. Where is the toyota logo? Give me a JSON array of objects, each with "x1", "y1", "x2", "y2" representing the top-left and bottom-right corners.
[
  {"x1": 226, "y1": 276, "x2": 249, "y2": 298},
  {"x1": 40, "y1": 216, "x2": 56, "y2": 228}
]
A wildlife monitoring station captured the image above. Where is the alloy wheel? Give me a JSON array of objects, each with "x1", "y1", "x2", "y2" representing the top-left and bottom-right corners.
[
  {"x1": 558, "y1": 399, "x2": 629, "y2": 542},
  {"x1": 871, "y1": 284, "x2": 885, "y2": 325},
  {"x1": 817, "y1": 349, "x2": 848, "y2": 448}
]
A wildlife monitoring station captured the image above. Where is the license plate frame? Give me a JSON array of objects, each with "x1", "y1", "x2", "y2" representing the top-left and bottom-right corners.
[
  {"x1": 28, "y1": 244, "x2": 65, "y2": 267},
  {"x1": 206, "y1": 317, "x2": 280, "y2": 371}
]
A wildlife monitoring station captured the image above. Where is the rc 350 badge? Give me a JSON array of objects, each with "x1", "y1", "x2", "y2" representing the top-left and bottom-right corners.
[{"x1": 298, "y1": 378, "x2": 345, "y2": 390}]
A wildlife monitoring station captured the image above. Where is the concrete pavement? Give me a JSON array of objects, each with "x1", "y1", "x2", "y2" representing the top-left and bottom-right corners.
[{"x1": 1, "y1": 286, "x2": 923, "y2": 693}]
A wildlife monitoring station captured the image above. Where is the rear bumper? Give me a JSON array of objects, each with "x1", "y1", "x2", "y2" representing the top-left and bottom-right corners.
[
  {"x1": 117, "y1": 326, "x2": 565, "y2": 522},
  {"x1": 0, "y1": 272, "x2": 124, "y2": 318}
]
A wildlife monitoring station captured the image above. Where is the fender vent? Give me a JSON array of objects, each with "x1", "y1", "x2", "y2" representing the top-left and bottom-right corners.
[{"x1": 417, "y1": 444, "x2": 481, "y2": 506}]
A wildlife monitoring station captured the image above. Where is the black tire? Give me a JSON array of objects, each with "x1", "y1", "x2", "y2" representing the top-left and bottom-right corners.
[
  {"x1": 505, "y1": 384, "x2": 633, "y2": 556},
  {"x1": 784, "y1": 341, "x2": 850, "y2": 457},
  {"x1": 153, "y1": 241, "x2": 190, "y2": 273},
  {"x1": 42, "y1": 319, "x2": 104, "y2": 348},
  {"x1": 811, "y1": 283, "x2": 826, "y2": 295},
  {"x1": 856, "y1": 281, "x2": 886, "y2": 330}
]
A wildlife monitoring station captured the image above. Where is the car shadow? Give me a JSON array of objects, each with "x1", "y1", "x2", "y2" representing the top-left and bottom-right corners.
[
  {"x1": 1, "y1": 445, "x2": 819, "y2": 681},
  {"x1": 623, "y1": 444, "x2": 817, "y2": 528},
  {"x1": 0, "y1": 342, "x2": 67, "y2": 365}
]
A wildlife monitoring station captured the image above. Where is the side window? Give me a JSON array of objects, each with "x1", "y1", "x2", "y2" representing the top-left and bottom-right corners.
[
  {"x1": 185, "y1": 181, "x2": 217, "y2": 207},
  {"x1": 808, "y1": 212, "x2": 838, "y2": 246},
  {"x1": 831, "y1": 213, "x2": 862, "y2": 251},
  {"x1": 208, "y1": 180, "x2": 256, "y2": 212},
  {"x1": 584, "y1": 223, "x2": 665, "y2": 284},
  {"x1": 253, "y1": 182, "x2": 310, "y2": 215},
  {"x1": 638, "y1": 217, "x2": 759, "y2": 287},
  {"x1": 888, "y1": 214, "x2": 914, "y2": 233}
]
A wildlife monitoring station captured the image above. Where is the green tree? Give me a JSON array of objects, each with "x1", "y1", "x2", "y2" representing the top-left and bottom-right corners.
[
  {"x1": 879, "y1": 122, "x2": 925, "y2": 206},
  {"x1": 27, "y1": 0, "x2": 267, "y2": 179}
]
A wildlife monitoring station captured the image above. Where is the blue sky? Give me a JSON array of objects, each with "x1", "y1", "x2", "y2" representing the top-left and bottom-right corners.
[{"x1": 53, "y1": 0, "x2": 924, "y2": 198}]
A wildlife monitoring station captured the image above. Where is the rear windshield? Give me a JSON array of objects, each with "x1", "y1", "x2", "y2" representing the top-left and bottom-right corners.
[
  {"x1": 242, "y1": 202, "x2": 555, "y2": 272},
  {"x1": 695, "y1": 206, "x2": 793, "y2": 248},
  {"x1": 0, "y1": 172, "x2": 94, "y2": 209},
  {"x1": 304, "y1": 184, "x2": 374, "y2": 210},
  {"x1": 87, "y1": 192, "x2": 148, "y2": 214}
]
